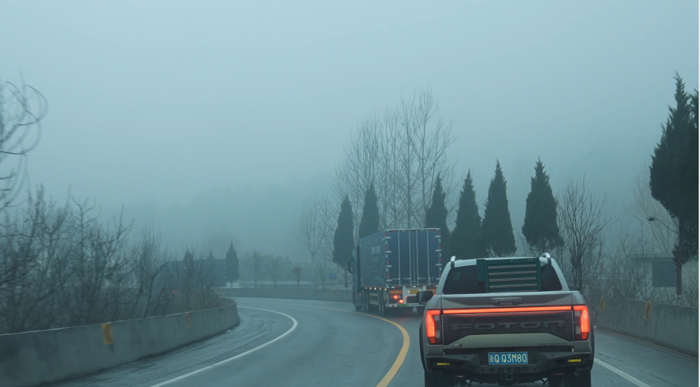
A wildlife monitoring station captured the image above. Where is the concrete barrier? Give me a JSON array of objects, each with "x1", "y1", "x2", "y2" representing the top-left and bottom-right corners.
[
  {"x1": 0, "y1": 300, "x2": 240, "y2": 387},
  {"x1": 596, "y1": 298, "x2": 698, "y2": 356},
  {"x1": 222, "y1": 287, "x2": 352, "y2": 302}
]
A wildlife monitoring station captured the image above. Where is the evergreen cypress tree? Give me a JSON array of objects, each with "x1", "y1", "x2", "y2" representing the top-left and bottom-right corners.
[
  {"x1": 226, "y1": 242, "x2": 239, "y2": 284},
  {"x1": 425, "y1": 175, "x2": 451, "y2": 259},
  {"x1": 333, "y1": 195, "x2": 355, "y2": 270},
  {"x1": 481, "y1": 161, "x2": 516, "y2": 257},
  {"x1": 452, "y1": 171, "x2": 487, "y2": 259},
  {"x1": 358, "y1": 183, "x2": 380, "y2": 239},
  {"x1": 650, "y1": 75, "x2": 699, "y2": 295},
  {"x1": 522, "y1": 159, "x2": 563, "y2": 254}
]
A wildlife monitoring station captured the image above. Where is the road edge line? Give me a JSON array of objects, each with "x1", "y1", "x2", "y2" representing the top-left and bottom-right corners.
[
  {"x1": 595, "y1": 358, "x2": 651, "y2": 387},
  {"x1": 148, "y1": 307, "x2": 298, "y2": 387}
]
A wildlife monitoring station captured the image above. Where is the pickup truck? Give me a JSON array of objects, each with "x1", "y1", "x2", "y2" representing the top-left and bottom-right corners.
[{"x1": 417, "y1": 255, "x2": 594, "y2": 387}]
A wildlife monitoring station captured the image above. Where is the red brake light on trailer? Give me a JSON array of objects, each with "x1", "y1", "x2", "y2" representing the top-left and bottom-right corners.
[{"x1": 392, "y1": 295, "x2": 399, "y2": 300}]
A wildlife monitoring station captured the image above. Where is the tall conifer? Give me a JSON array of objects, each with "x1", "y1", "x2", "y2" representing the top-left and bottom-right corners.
[
  {"x1": 333, "y1": 195, "x2": 355, "y2": 269},
  {"x1": 425, "y1": 175, "x2": 451, "y2": 259},
  {"x1": 522, "y1": 159, "x2": 563, "y2": 254},
  {"x1": 225, "y1": 242, "x2": 239, "y2": 284},
  {"x1": 358, "y1": 183, "x2": 380, "y2": 239},
  {"x1": 452, "y1": 171, "x2": 486, "y2": 258},
  {"x1": 481, "y1": 161, "x2": 516, "y2": 257},
  {"x1": 650, "y1": 75, "x2": 699, "y2": 295}
]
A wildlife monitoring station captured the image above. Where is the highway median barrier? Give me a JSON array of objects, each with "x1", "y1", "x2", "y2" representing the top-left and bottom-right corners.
[
  {"x1": 596, "y1": 298, "x2": 698, "y2": 356},
  {"x1": 0, "y1": 299, "x2": 240, "y2": 387}
]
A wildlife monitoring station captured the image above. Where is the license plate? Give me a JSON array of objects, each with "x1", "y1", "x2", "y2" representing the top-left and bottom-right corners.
[
  {"x1": 488, "y1": 352, "x2": 528, "y2": 365},
  {"x1": 408, "y1": 289, "x2": 420, "y2": 294}
]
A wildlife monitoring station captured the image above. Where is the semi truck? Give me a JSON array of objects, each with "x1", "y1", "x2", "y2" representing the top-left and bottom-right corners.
[{"x1": 351, "y1": 228, "x2": 442, "y2": 316}]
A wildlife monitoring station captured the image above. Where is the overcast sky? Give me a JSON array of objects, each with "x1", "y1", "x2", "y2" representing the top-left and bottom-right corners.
[{"x1": 1, "y1": 1, "x2": 698, "y2": 253}]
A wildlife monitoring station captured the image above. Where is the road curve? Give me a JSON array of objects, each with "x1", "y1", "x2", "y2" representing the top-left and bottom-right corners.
[
  {"x1": 56, "y1": 298, "x2": 405, "y2": 387},
  {"x1": 55, "y1": 298, "x2": 697, "y2": 387}
]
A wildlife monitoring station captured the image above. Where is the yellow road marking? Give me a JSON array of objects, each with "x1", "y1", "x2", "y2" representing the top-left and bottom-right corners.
[
  {"x1": 371, "y1": 315, "x2": 410, "y2": 387},
  {"x1": 245, "y1": 300, "x2": 410, "y2": 387}
]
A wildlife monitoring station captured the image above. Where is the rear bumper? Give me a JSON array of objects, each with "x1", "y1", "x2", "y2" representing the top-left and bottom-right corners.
[
  {"x1": 387, "y1": 302, "x2": 421, "y2": 308},
  {"x1": 425, "y1": 351, "x2": 593, "y2": 383}
]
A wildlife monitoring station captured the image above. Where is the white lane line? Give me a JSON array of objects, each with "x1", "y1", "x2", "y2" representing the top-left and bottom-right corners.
[
  {"x1": 149, "y1": 307, "x2": 298, "y2": 387},
  {"x1": 595, "y1": 358, "x2": 651, "y2": 387}
]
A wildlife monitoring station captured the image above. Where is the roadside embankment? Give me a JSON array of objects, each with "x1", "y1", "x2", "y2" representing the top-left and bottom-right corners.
[
  {"x1": 222, "y1": 287, "x2": 352, "y2": 301},
  {"x1": 595, "y1": 297, "x2": 698, "y2": 356},
  {"x1": 0, "y1": 300, "x2": 240, "y2": 387}
]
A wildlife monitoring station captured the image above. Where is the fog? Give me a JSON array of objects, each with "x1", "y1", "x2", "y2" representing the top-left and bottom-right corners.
[{"x1": 1, "y1": 1, "x2": 697, "y2": 256}]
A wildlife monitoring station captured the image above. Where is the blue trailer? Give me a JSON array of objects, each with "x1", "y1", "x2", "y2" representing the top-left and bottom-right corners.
[{"x1": 351, "y1": 228, "x2": 442, "y2": 315}]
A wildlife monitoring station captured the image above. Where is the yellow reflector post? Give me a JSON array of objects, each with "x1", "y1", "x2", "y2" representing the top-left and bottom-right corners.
[
  {"x1": 102, "y1": 323, "x2": 113, "y2": 345},
  {"x1": 644, "y1": 302, "x2": 652, "y2": 320},
  {"x1": 184, "y1": 312, "x2": 192, "y2": 328}
]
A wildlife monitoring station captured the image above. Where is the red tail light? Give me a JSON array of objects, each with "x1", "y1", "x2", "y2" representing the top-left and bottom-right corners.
[
  {"x1": 443, "y1": 306, "x2": 571, "y2": 314},
  {"x1": 574, "y1": 305, "x2": 590, "y2": 340},
  {"x1": 392, "y1": 295, "x2": 399, "y2": 300},
  {"x1": 425, "y1": 310, "x2": 442, "y2": 344}
]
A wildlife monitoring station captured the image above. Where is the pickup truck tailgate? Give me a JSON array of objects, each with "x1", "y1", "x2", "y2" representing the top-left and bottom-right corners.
[{"x1": 440, "y1": 292, "x2": 574, "y2": 349}]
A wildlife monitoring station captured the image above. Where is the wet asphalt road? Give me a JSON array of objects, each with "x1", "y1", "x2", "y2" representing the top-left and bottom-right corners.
[{"x1": 57, "y1": 297, "x2": 698, "y2": 387}]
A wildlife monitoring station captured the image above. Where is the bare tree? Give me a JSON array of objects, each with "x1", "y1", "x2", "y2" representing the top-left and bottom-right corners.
[
  {"x1": 292, "y1": 266, "x2": 302, "y2": 287},
  {"x1": 607, "y1": 228, "x2": 658, "y2": 302},
  {"x1": 0, "y1": 189, "x2": 223, "y2": 334},
  {"x1": 0, "y1": 80, "x2": 47, "y2": 212},
  {"x1": 292, "y1": 195, "x2": 334, "y2": 262},
  {"x1": 398, "y1": 89, "x2": 456, "y2": 227},
  {"x1": 266, "y1": 255, "x2": 282, "y2": 289},
  {"x1": 245, "y1": 250, "x2": 265, "y2": 288},
  {"x1": 557, "y1": 177, "x2": 611, "y2": 292},
  {"x1": 333, "y1": 87, "x2": 456, "y2": 232},
  {"x1": 312, "y1": 257, "x2": 335, "y2": 289},
  {"x1": 130, "y1": 227, "x2": 169, "y2": 318},
  {"x1": 333, "y1": 118, "x2": 382, "y2": 236}
]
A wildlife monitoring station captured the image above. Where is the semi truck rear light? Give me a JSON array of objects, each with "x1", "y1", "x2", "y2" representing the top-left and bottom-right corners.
[
  {"x1": 573, "y1": 305, "x2": 590, "y2": 340},
  {"x1": 398, "y1": 299, "x2": 404, "y2": 304},
  {"x1": 392, "y1": 295, "x2": 399, "y2": 300},
  {"x1": 426, "y1": 310, "x2": 441, "y2": 344}
]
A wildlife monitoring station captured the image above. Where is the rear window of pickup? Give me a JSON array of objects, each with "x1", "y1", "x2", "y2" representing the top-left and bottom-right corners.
[{"x1": 442, "y1": 263, "x2": 563, "y2": 294}]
